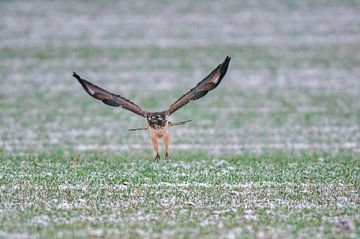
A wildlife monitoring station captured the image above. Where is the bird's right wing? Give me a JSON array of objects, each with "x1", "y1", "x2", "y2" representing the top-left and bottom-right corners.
[
  {"x1": 73, "y1": 72, "x2": 146, "y2": 117},
  {"x1": 166, "y1": 56, "x2": 230, "y2": 115}
]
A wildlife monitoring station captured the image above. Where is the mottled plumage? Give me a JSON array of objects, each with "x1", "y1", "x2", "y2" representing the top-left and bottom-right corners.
[
  {"x1": 167, "y1": 56, "x2": 230, "y2": 115},
  {"x1": 73, "y1": 72, "x2": 146, "y2": 117},
  {"x1": 73, "y1": 56, "x2": 231, "y2": 160}
]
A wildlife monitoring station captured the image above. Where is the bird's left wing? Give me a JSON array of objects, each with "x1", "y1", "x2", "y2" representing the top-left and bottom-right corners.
[
  {"x1": 73, "y1": 72, "x2": 146, "y2": 117},
  {"x1": 166, "y1": 56, "x2": 230, "y2": 115}
]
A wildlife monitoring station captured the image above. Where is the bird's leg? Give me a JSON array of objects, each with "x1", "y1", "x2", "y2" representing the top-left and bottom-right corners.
[
  {"x1": 151, "y1": 135, "x2": 160, "y2": 161},
  {"x1": 164, "y1": 131, "x2": 170, "y2": 160}
]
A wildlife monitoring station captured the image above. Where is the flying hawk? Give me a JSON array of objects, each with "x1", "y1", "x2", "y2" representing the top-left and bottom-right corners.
[{"x1": 73, "y1": 56, "x2": 231, "y2": 160}]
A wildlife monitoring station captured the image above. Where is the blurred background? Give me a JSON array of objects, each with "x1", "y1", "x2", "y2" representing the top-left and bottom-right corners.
[{"x1": 1, "y1": 0, "x2": 359, "y2": 155}]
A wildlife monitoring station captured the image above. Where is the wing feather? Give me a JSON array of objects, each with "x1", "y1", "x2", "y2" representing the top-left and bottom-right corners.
[
  {"x1": 167, "y1": 56, "x2": 231, "y2": 115},
  {"x1": 73, "y1": 72, "x2": 146, "y2": 117}
]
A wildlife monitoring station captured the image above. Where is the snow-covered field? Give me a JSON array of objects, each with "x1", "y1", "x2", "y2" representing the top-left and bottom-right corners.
[
  {"x1": 0, "y1": 1, "x2": 359, "y2": 238},
  {"x1": 1, "y1": 1, "x2": 359, "y2": 155}
]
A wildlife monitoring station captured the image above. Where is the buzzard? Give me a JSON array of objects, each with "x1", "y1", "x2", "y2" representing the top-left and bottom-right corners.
[{"x1": 73, "y1": 56, "x2": 231, "y2": 160}]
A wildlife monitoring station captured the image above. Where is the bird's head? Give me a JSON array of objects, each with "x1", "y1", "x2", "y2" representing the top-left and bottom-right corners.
[{"x1": 146, "y1": 112, "x2": 167, "y2": 128}]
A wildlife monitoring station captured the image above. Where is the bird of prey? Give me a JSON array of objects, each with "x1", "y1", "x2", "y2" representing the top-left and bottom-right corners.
[{"x1": 73, "y1": 56, "x2": 231, "y2": 160}]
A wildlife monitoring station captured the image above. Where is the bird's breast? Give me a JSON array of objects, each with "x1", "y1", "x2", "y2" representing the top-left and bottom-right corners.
[{"x1": 148, "y1": 121, "x2": 169, "y2": 138}]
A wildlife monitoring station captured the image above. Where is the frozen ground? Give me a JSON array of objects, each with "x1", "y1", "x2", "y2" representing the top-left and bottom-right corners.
[
  {"x1": 0, "y1": 153, "x2": 359, "y2": 238},
  {"x1": 0, "y1": 0, "x2": 359, "y2": 238},
  {"x1": 0, "y1": 1, "x2": 359, "y2": 155}
]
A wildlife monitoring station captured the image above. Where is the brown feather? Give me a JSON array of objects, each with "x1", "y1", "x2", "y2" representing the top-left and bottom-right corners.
[
  {"x1": 73, "y1": 72, "x2": 146, "y2": 117},
  {"x1": 167, "y1": 56, "x2": 230, "y2": 115}
]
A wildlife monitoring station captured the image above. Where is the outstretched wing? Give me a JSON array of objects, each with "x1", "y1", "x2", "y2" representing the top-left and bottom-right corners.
[
  {"x1": 167, "y1": 56, "x2": 231, "y2": 115},
  {"x1": 73, "y1": 72, "x2": 146, "y2": 117}
]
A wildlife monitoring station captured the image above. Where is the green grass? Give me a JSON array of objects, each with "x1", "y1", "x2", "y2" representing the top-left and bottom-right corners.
[
  {"x1": 0, "y1": 152, "x2": 359, "y2": 238},
  {"x1": 1, "y1": 1, "x2": 360, "y2": 238},
  {"x1": 1, "y1": 44, "x2": 360, "y2": 70}
]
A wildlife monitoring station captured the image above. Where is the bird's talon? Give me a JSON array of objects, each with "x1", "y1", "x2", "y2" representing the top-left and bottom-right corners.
[
  {"x1": 165, "y1": 153, "x2": 170, "y2": 161},
  {"x1": 155, "y1": 154, "x2": 160, "y2": 161}
]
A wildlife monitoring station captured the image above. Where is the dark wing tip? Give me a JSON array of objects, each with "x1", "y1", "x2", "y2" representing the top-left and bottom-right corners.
[
  {"x1": 214, "y1": 56, "x2": 231, "y2": 86},
  {"x1": 72, "y1": 72, "x2": 89, "y2": 89},
  {"x1": 221, "y1": 56, "x2": 231, "y2": 75},
  {"x1": 73, "y1": 72, "x2": 92, "y2": 95},
  {"x1": 72, "y1": 72, "x2": 82, "y2": 81}
]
